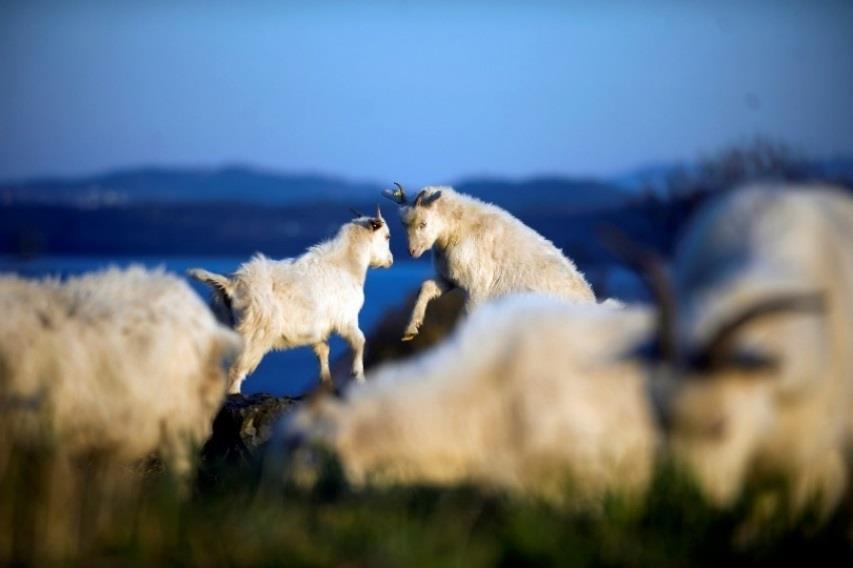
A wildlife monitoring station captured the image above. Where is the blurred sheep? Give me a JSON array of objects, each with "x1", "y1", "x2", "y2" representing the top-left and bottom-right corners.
[
  {"x1": 0, "y1": 266, "x2": 240, "y2": 477},
  {"x1": 189, "y1": 208, "x2": 393, "y2": 393},
  {"x1": 641, "y1": 184, "x2": 853, "y2": 517},
  {"x1": 383, "y1": 184, "x2": 595, "y2": 341},
  {"x1": 278, "y1": 295, "x2": 658, "y2": 507}
]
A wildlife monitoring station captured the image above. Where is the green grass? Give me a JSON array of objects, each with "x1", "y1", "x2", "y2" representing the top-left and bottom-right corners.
[{"x1": 1, "y1": 448, "x2": 851, "y2": 566}]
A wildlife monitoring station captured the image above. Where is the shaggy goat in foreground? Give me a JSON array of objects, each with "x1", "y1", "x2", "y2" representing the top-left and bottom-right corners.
[
  {"x1": 383, "y1": 184, "x2": 596, "y2": 341},
  {"x1": 189, "y1": 208, "x2": 393, "y2": 394},
  {"x1": 0, "y1": 266, "x2": 240, "y2": 477},
  {"x1": 278, "y1": 295, "x2": 658, "y2": 507},
  {"x1": 641, "y1": 184, "x2": 853, "y2": 518}
]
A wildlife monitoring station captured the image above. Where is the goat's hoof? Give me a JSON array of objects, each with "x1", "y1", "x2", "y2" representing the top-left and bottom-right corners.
[{"x1": 401, "y1": 333, "x2": 416, "y2": 342}]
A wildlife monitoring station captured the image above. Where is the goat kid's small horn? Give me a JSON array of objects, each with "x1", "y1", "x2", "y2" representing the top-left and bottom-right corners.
[
  {"x1": 382, "y1": 182, "x2": 409, "y2": 205},
  {"x1": 350, "y1": 207, "x2": 366, "y2": 218}
]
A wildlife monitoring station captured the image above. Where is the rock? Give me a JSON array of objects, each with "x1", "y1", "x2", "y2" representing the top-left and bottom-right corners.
[
  {"x1": 328, "y1": 287, "x2": 466, "y2": 383},
  {"x1": 363, "y1": 287, "x2": 465, "y2": 367},
  {"x1": 201, "y1": 393, "x2": 303, "y2": 467}
]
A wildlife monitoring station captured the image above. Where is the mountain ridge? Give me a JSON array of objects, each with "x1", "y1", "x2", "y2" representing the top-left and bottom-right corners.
[
  {"x1": 0, "y1": 165, "x2": 633, "y2": 210},
  {"x1": 3, "y1": 156, "x2": 851, "y2": 211}
]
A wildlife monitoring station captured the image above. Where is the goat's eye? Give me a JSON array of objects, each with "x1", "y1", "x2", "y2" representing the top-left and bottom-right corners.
[{"x1": 419, "y1": 222, "x2": 427, "y2": 229}]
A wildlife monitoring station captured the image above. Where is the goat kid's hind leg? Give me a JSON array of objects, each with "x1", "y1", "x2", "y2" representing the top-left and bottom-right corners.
[
  {"x1": 403, "y1": 279, "x2": 448, "y2": 341},
  {"x1": 341, "y1": 325, "x2": 366, "y2": 383},
  {"x1": 313, "y1": 341, "x2": 332, "y2": 386}
]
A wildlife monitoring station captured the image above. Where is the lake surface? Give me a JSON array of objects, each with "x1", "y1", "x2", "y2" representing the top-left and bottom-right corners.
[{"x1": 0, "y1": 255, "x2": 431, "y2": 396}]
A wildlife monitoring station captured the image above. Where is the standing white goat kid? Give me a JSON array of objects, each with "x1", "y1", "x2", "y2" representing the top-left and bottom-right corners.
[
  {"x1": 189, "y1": 208, "x2": 393, "y2": 394},
  {"x1": 383, "y1": 183, "x2": 595, "y2": 341}
]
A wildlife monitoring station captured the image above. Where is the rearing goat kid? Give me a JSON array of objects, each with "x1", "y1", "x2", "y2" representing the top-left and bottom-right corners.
[
  {"x1": 383, "y1": 183, "x2": 595, "y2": 340},
  {"x1": 189, "y1": 208, "x2": 393, "y2": 393}
]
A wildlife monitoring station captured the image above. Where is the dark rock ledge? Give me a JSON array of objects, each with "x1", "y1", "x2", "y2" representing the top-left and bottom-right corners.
[{"x1": 201, "y1": 393, "x2": 303, "y2": 467}]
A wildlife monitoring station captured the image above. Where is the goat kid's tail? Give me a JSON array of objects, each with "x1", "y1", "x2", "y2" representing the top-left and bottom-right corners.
[{"x1": 187, "y1": 268, "x2": 234, "y2": 301}]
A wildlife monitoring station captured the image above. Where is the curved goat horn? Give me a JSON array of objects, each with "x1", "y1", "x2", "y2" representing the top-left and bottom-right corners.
[
  {"x1": 382, "y1": 182, "x2": 409, "y2": 205},
  {"x1": 599, "y1": 226, "x2": 679, "y2": 365},
  {"x1": 698, "y1": 291, "x2": 825, "y2": 369}
]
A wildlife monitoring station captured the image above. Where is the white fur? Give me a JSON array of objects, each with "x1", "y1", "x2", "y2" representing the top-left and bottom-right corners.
[
  {"x1": 280, "y1": 296, "x2": 658, "y2": 506},
  {"x1": 190, "y1": 214, "x2": 393, "y2": 393},
  {"x1": 661, "y1": 184, "x2": 853, "y2": 516},
  {"x1": 0, "y1": 266, "x2": 240, "y2": 476},
  {"x1": 394, "y1": 186, "x2": 596, "y2": 340}
]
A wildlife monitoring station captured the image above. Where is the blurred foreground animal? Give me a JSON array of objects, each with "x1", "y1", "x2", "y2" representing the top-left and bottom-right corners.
[
  {"x1": 0, "y1": 266, "x2": 240, "y2": 477},
  {"x1": 189, "y1": 208, "x2": 393, "y2": 393},
  {"x1": 278, "y1": 295, "x2": 657, "y2": 506},
  {"x1": 640, "y1": 184, "x2": 853, "y2": 518},
  {"x1": 383, "y1": 184, "x2": 596, "y2": 341}
]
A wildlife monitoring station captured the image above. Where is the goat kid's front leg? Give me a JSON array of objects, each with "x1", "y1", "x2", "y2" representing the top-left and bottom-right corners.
[
  {"x1": 313, "y1": 341, "x2": 332, "y2": 386},
  {"x1": 402, "y1": 279, "x2": 449, "y2": 342},
  {"x1": 341, "y1": 325, "x2": 366, "y2": 383},
  {"x1": 228, "y1": 345, "x2": 266, "y2": 395}
]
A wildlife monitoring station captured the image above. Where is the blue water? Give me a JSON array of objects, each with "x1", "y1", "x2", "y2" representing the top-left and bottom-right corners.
[{"x1": 0, "y1": 255, "x2": 431, "y2": 396}]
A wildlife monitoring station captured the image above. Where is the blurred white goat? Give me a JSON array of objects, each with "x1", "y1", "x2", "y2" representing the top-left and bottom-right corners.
[
  {"x1": 635, "y1": 184, "x2": 853, "y2": 517},
  {"x1": 383, "y1": 184, "x2": 595, "y2": 341},
  {"x1": 189, "y1": 208, "x2": 393, "y2": 393},
  {"x1": 278, "y1": 295, "x2": 658, "y2": 506},
  {"x1": 0, "y1": 266, "x2": 240, "y2": 477}
]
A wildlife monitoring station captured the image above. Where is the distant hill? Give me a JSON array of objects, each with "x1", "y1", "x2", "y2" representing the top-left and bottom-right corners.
[
  {"x1": 1, "y1": 158, "x2": 850, "y2": 262},
  {"x1": 0, "y1": 167, "x2": 380, "y2": 207},
  {"x1": 0, "y1": 166, "x2": 633, "y2": 211},
  {"x1": 808, "y1": 157, "x2": 853, "y2": 182},
  {"x1": 457, "y1": 177, "x2": 630, "y2": 213},
  {"x1": 614, "y1": 156, "x2": 853, "y2": 194},
  {"x1": 0, "y1": 166, "x2": 640, "y2": 261},
  {"x1": 5, "y1": 157, "x2": 850, "y2": 211}
]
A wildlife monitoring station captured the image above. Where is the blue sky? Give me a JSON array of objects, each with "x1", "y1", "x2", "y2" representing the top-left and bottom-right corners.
[{"x1": 1, "y1": 0, "x2": 852, "y2": 183}]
